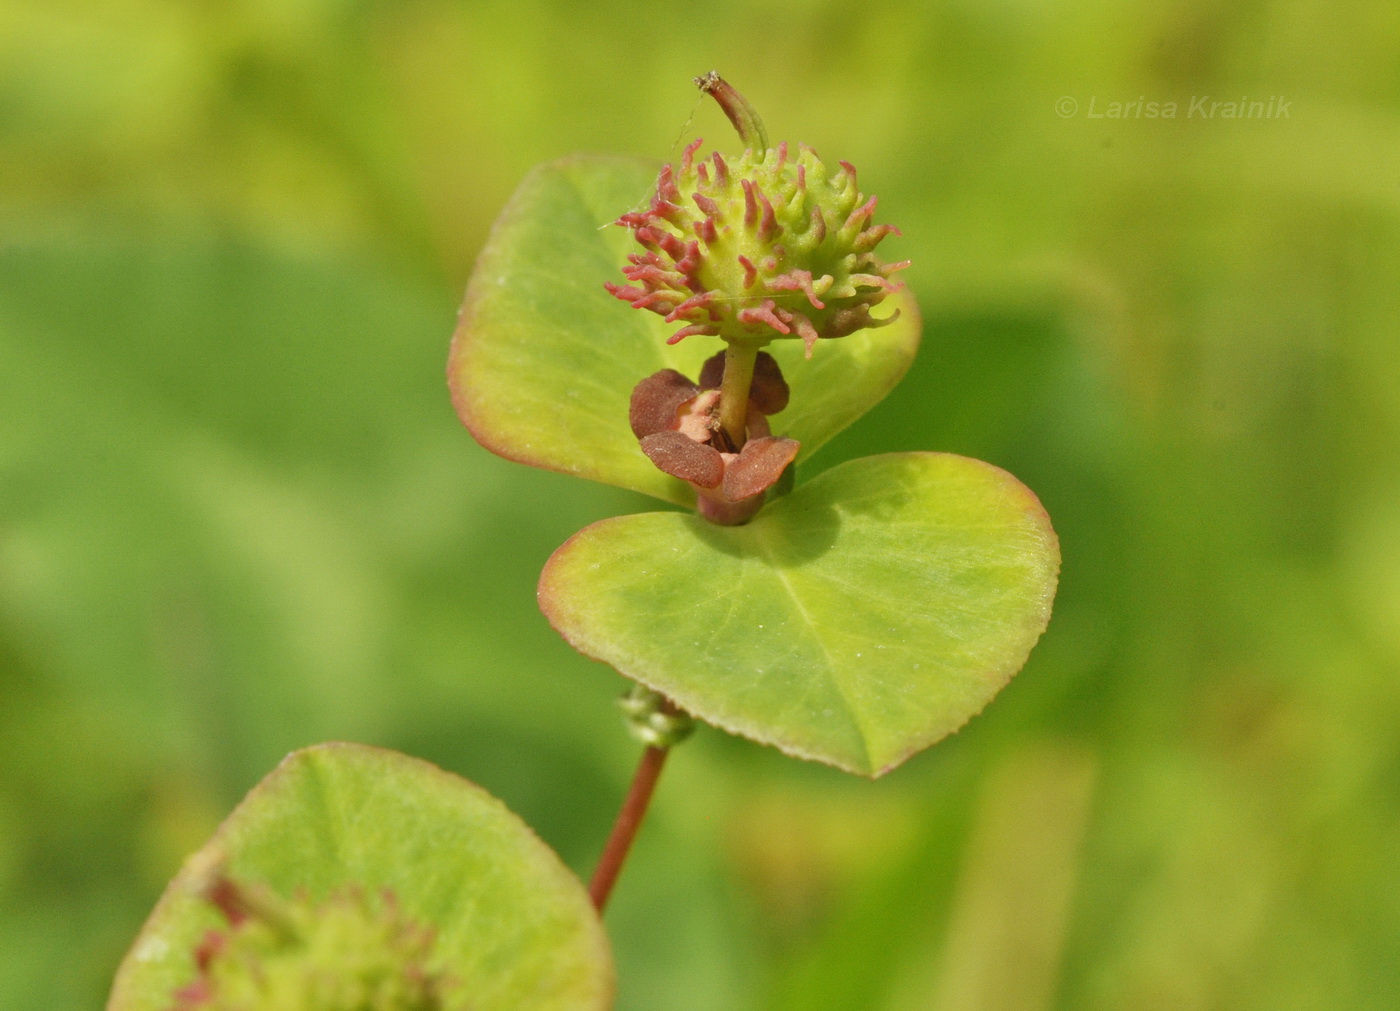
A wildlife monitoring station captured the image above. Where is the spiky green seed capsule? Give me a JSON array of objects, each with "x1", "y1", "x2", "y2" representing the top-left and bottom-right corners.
[
  {"x1": 172, "y1": 877, "x2": 458, "y2": 1011},
  {"x1": 606, "y1": 138, "x2": 909, "y2": 356}
]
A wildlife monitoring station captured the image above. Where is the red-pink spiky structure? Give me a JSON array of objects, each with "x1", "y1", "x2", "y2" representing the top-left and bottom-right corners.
[{"x1": 606, "y1": 139, "x2": 907, "y2": 356}]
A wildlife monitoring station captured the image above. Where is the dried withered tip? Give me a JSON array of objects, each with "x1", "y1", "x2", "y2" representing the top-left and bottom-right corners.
[
  {"x1": 630, "y1": 350, "x2": 798, "y2": 525},
  {"x1": 604, "y1": 110, "x2": 908, "y2": 356},
  {"x1": 693, "y1": 71, "x2": 768, "y2": 152}
]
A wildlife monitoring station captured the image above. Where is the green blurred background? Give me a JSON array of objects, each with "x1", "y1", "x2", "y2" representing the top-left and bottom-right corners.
[{"x1": 2, "y1": 1, "x2": 1398, "y2": 1008}]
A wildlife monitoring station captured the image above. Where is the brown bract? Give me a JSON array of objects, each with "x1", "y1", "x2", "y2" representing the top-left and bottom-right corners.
[{"x1": 629, "y1": 350, "x2": 798, "y2": 525}]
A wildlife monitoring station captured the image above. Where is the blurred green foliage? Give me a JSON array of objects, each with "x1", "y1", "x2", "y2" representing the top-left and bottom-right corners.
[{"x1": 2, "y1": 1, "x2": 1398, "y2": 1009}]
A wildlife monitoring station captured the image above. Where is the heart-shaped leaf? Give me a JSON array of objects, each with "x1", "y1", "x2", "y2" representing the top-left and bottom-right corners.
[
  {"x1": 108, "y1": 743, "x2": 612, "y2": 1010},
  {"x1": 539, "y1": 453, "x2": 1059, "y2": 776},
  {"x1": 449, "y1": 154, "x2": 920, "y2": 506}
]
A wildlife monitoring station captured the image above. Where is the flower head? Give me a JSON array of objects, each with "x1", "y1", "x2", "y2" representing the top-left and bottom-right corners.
[
  {"x1": 605, "y1": 136, "x2": 909, "y2": 356},
  {"x1": 609, "y1": 76, "x2": 909, "y2": 523},
  {"x1": 171, "y1": 873, "x2": 459, "y2": 1011}
]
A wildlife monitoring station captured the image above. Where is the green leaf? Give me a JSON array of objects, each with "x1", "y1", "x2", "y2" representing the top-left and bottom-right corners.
[
  {"x1": 539, "y1": 453, "x2": 1059, "y2": 776},
  {"x1": 449, "y1": 155, "x2": 921, "y2": 506},
  {"x1": 107, "y1": 743, "x2": 612, "y2": 1010}
]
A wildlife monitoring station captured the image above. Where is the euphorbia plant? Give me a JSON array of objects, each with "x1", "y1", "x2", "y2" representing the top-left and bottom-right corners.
[{"x1": 108, "y1": 74, "x2": 1057, "y2": 1007}]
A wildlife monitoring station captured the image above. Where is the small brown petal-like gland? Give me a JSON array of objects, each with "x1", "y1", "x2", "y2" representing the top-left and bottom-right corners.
[
  {"x1": 605, "y1": 138, "x2": 909, "y2": 355},
  {"x1": 630, "y1": 351, "x2": 798, "y2": 525}
]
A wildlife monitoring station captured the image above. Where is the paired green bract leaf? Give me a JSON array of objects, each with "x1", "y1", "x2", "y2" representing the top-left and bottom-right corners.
[
  {"x1": 449, "y1": 154, "x2": 921, "y2": 506},
  {"x1": 108, "y1": 744, "x2": 612, "y2": 1010},
  {"x1": 539, "y1": 454, "x2": 1059, "y2": 777}
]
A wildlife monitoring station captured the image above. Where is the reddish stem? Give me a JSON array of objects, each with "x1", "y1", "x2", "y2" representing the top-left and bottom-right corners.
[{"x1": 589, "y1": 745, "x2": 671, "y2": 912}]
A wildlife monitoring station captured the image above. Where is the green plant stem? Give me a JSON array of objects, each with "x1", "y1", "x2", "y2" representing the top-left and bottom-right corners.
[
  {"x1": 589, "y1": 744, "x2": 670, "y2": 912},
  {"x1": 718, "y1": 342, "x2": 758, "y2": 449}
]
